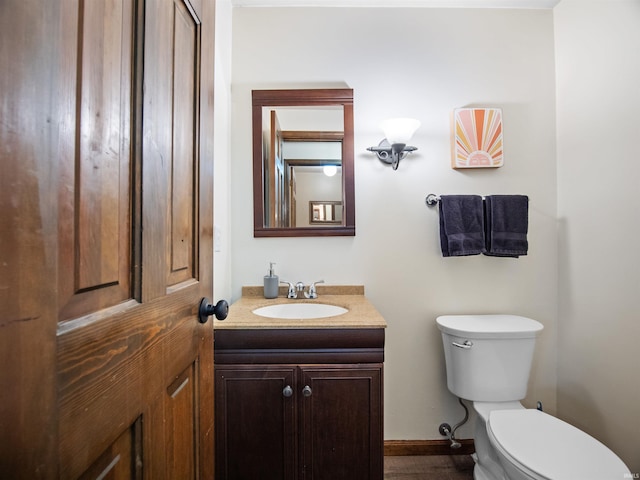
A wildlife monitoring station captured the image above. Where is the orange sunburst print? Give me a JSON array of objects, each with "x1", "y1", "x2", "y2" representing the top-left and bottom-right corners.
[{"x1": 452, "y1": 108, "x2": 503, "y2": 169}]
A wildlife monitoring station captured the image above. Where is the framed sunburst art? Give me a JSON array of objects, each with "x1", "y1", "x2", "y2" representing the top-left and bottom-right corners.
[{"x1": 451, "y1": 107, "x2": 503, "y2": 169}]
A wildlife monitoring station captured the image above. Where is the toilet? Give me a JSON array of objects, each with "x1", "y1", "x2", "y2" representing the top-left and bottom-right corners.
[{"x1": 436, "y1": 314, "x2": 631, "y2": 480}]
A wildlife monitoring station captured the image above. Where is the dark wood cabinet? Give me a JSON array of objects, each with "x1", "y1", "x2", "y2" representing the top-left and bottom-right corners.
[
  {"x1": 299, "y1": 365, "x2": 383, "y2": 479},
  {"x1": 215, "y1": 366, "x2": 297, "y2": 479},
  {"x1": 214, "y1": 329, "x2": 384, "y2": 480}
]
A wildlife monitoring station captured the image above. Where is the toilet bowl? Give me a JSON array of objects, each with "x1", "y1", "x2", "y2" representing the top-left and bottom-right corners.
[
  {"x1": 436, "y1": 314, "x2": 631, "y2": 480},
  {"x1": 486, "y1": 408, "x2": 630, "y2": 480}
]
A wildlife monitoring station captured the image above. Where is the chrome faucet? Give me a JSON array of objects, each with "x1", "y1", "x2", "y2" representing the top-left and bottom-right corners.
[{"x1": 282, "y1": 280, "x2": 325, "y2": 299}]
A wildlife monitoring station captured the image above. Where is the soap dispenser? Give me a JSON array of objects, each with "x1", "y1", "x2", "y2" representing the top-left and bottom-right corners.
[{"x1": 263, "y1": 262, "x2": 279, "y2": 299}]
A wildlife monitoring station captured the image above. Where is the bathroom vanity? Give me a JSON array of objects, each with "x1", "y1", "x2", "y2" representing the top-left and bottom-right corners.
[{"x1": 213, "y1": 286, "x2": 386, "y2": 480}]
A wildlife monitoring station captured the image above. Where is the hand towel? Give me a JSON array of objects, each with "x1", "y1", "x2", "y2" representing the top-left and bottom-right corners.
[
  {"x1": 484, "y1": 195, "x2": 529, "y2": 257},
  {"x1": 439, "y1": 195, "x2": 486, "y2": 257}
]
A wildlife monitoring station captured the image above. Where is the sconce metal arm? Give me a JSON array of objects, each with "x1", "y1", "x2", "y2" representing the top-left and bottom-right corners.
[{"x1": 367, "y1": 139, "x2": 417, "y2": 170}]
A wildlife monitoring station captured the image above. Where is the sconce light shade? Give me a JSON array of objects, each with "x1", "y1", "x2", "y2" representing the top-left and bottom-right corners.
[
  {"x1": 367, "y1": 117, "x2": 420, "y2": 170},
  {"x1": 379, "y1": 118, "x2": 421, "y2": 145}
]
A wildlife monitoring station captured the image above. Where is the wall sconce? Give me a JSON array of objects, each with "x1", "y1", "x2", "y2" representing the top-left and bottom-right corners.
[
  {"x1": 367, "y1": 118, "x2": 420, "y2": 170},
  {"x1": 323, "y1": 164, "x2": 338, "y2": 177}
]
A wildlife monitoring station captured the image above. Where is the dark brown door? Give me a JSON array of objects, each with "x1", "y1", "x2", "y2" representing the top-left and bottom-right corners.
[
  {"x1": 0, "y1": 0, "x2": 217, "y2": 478},
  {"x1": 300, "y1": 366, "x2": 383, "y2": 480},
  {"x1": 215, "y1": 366, "x2": 297, "y2": 480}
]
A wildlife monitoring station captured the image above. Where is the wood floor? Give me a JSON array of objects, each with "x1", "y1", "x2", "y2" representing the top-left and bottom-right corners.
[{"x1": 384, "y1": 454, "x2": 475, "y2": 479}]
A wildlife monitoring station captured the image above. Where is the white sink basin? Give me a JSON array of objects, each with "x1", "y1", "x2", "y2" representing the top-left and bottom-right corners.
[{"x1": 252, "y1": 303, "x2": 348, "y2": 320}]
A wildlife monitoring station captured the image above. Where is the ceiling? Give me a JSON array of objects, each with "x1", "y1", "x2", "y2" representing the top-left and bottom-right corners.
[{"x1": 231, "y1": 0, "x2": 561, "y2": 8}]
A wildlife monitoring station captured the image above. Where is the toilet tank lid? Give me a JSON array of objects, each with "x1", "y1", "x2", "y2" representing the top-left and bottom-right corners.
[{"x1": 436, "y1": 315, "x2": 543, "y2": 338}]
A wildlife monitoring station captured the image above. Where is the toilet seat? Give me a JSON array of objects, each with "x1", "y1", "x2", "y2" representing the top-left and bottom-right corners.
[{"x1": 487, "y1": 409, "x2": 630, "y2": 479}]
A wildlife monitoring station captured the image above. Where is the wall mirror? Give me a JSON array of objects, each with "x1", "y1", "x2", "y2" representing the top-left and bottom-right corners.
[{"x1": 252, "y1": 89, "x2": 355, "y2": 237}]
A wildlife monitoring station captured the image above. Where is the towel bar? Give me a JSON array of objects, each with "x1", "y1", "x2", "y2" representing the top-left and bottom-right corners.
[
  {"x1": 426, "y1": 194, "x2": 530, "y2": 206},
  {"x1": 425, "y1": 194, "x2": 440, "y2": 206}
]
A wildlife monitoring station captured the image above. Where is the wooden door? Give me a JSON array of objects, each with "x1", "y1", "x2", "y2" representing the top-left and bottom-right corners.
[
  {"x1": 300, "y1": 366, "x2": 383, "y2": 480},
  {"x1": 268, "y1": 110, "x2": 285, "y2": 227},
  {"x1": 214, "y1": 366, "x2": 297, "y2": 480},
  {"x1": 0, "y1": 0, "x2": 218, "y2": 478},
  {"x1": 288, "y1": 164, "x2": 297, "y2": 227}
]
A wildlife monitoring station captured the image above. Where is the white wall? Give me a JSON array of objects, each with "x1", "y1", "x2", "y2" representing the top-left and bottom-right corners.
[
  {"x1": 555, "y1": 0, "x2": 640, "y2": 471},
  {"x1": 230, "y1": 7, "x2": 558, "y2": 441},
  {"x1": 213, "y1": 0, "x2": 233, "y2": 302}
]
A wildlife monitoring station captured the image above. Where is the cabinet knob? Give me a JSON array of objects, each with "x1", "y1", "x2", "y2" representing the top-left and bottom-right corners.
[
  {"x1": 302, "y1": 385, "x2": 312, "y2": 397},
  {"x1": 283, "y1": 385, "x2": 293, "y2": 398}
]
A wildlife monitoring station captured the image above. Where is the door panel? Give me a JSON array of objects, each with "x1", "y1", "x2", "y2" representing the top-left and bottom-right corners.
[
  {"x1": 78, "y1": 419, "x2": 142, "y2": 480},
  {"x1": 169, "y1": 0, "x2": 200, "y2": 287},
  {"x1": 58, "y1": 0, "x2": 134, "y2": 323},
  {"x1": 0, "y1": 0, "x2": 217, "y2": 478},
  {"x1": 165, "y1": 363, "x2": 197, "y2": 479}
]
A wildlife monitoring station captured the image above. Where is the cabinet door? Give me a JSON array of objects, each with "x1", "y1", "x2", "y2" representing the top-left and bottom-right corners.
[
  {"x1": 300, "y1": 365, "x2": 383, "y2": 480},
  {"x1": 215, "y1": 366, "x2": 297, "y2": 480}
]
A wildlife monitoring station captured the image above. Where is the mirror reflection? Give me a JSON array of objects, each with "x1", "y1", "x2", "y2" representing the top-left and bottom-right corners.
[
  {"x1": 310, "y1": 201, "x2": 342, "y2": 224},
  {"x1": 252, "y1": 89, "x2": 355, "y2": 237},
  {"x1": 263, "y1": 107, "x2": 343, "y2": 228}
]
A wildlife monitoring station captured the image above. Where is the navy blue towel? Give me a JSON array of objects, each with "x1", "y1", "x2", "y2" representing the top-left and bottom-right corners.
[
  {"x1": 438, "y1": 195, "x2": 485, "y2": 257},
  {"x1": 484, "y1": 195, "x2": 529, "y2": 257}
]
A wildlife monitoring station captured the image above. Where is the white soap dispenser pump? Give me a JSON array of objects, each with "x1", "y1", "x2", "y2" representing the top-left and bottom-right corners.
[{"x1": 263, "y1": 262, "x2": 279, "y2": 299}]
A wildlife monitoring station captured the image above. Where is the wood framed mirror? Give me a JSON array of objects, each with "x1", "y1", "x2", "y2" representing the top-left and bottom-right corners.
[{"x1": 252, "y1": 89, "x2": 355, "y2": 237}]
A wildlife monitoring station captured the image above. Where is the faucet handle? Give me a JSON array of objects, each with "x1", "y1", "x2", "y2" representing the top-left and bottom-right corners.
[
  {"x1": 304, "y1": 280, "x2": 324, "y2": 299},
  {"x1": 281, "y1": 281, "x2": 297, "y2": 299}
]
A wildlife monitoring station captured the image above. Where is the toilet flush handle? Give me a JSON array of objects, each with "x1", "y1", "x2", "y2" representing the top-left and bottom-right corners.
[{"x1": 452, "y1": 340, "x2": 473, "y2": 349}]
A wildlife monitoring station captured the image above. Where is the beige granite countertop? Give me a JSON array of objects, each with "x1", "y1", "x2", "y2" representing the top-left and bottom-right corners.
[{"x1": 213, "y1": 285, "x2": 387, "y2": 329}]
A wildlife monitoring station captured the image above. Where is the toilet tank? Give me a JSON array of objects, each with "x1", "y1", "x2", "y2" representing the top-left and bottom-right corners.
[{"x1": 436, "y1": 315, "x2": 543, "y2": 402}]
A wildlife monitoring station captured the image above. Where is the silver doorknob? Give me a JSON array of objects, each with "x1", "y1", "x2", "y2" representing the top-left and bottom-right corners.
[
  {"x1": 283, "y1": 385, "x2": 293, "y2": 398},
  {"x1": 302, "y1": 385, "x2": 312, "y2": 397}
]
